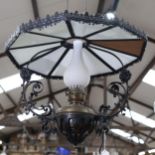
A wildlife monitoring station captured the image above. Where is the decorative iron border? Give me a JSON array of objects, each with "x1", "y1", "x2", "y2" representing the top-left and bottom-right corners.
[{"x1": 5, "y1": 11, "x2": 147, "y2": 50}]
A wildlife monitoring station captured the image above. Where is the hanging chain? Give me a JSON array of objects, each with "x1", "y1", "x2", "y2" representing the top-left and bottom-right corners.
[
  {"x1": 99, "y1": 130, "x2": 107, "y2": 152},
  {"x1": 66, "y1": 0, "x2": 69, "y2": 11},
  {"x1": 85, "y1": 0, "x2": 88, "y2": 12},
  {"x1": 104, "y1": 131, "x2": 106, "y2": 150}
]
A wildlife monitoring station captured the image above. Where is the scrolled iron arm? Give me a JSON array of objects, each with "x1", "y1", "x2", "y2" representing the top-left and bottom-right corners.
[
  {"x1": 20, "y1": 68, "x2": 56, "y2": 133},
  {"x1": 96, "y1": 69, "x2": 131, "y2": 134}
]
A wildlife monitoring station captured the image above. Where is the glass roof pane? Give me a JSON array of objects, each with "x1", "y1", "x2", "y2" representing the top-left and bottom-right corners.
[
  {"x1": 124, "y1": 108, "x2": 155, "y2": 128},
  {"x1": 88, "y1": 27, "x2": 138, "y2": 40},
  {"x1": 90, "y1": 45, "x2": 136, "y2": 70},
  {"x1": 11, "y1": 32, "x2": 61, "y2": 48},
  {"x1": 28, "y1": 47, "x2": 66, "y2": 76},
  {"x1": 89, "y1": 47, "x2": 122, "y2": 70},
  {"x1": 52, "y1": 49, "x2": 72, "y2": 76},
  {"x1": 111, "y1": 129, "x2": 144, "y2": 144},
  {"x1": 32, "y1": 21, "x2": 71, "y2": 38},
  {"x1": 71, "y1": 21, "x2": 108, "y2": 37},
  {"x1": 83, "y1": 48, "x2": 112, "y2": 76},
  {"x1": 10, "y1": 43, "x2": 61, "y2": 65}
]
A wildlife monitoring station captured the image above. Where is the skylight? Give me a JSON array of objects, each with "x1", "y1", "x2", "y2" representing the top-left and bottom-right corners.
[
  {"x1": 17, "y1": 108, "x2": 45, "y2": 122},
  {"x1": 0, "y1": 126, "x2": 5, "y2": 130},
  {"x1": 124, "y1": 108, "x2": 155, "y2": 128},
  {"x1": 149, "y1": 149, "x2": 155, "y2": 153},
  {"x1": 0, "y1": 73, "x2": 42, "y2": 94},
  {"x1": 111, "y1": 129, "x2": 144, "y2": 144},
  {"x1": 138, "y1": 151, "x2": 145, "y2": 155},
  {"x1": 17, "y1": 112, "x2": 34, "y2": 122},
  {"x1": 138, "y1": 149, "x2": 155, "y2": 155},
  {"x1": 143, "y1": 69, "x2": 155, "y2": 86}
]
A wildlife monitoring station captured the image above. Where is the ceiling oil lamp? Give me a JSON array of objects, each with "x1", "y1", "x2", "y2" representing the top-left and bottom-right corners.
[{"x1": 5, "y1": 10, "x2": 147, "y2": 146}]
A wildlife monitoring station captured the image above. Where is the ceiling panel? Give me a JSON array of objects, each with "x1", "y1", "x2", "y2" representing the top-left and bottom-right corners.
[
  {"x1": 132, "y1": 82, "x2": 155, "y2": 107},
  {"x1": 149, "y1": 141, "x2": 155, "y2": 148},
  {"x1": 117, "y1": 0, "x2": 155, "y2": 38},
  {"x1": 0, "y1": 57, "x2": 18, "y2": 79},
  {"x1": 129, "y1": 100, "x2": 152, "y2": 116},
  {"x1": 0, "y1": 93, "x2": 14, "y2": 110},
  {"x1": 37, "y1": 0, "x2": 99, "y2": 18},
  {"x1": 0, "y1": 0, "x2": 33, "y2": 53}
]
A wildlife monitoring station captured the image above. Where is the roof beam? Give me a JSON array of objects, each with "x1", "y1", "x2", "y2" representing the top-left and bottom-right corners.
[
  {"x1": 111, "y1": 125, "x2": 154, "y2": 131},
  {"x1": 130, "y1": 98, "x2": 153, "y2": 110},
  {"x1": 148, "y1": 37, "x2": 155, "y2": 44},
  {"x1": 114, "y1": 120, "x2": 155, "y2": 141},
  {"x1": 129, "y1": 56, "x2": 155, "y2": 95}
]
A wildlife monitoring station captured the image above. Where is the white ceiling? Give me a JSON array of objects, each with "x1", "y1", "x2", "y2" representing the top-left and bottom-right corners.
[{"x1": 117, "y1": 0, "x2": 155, "y2": 38}]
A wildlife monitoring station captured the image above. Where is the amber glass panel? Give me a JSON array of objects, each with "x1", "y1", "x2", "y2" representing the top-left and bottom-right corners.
[{"x1": 90, "y1": 39, "x2": 145, "y2": 56}]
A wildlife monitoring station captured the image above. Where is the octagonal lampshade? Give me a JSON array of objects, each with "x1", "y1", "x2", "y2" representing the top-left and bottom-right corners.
[{"x1": 5, "y1": 11, "x2": 147, "y2": 79}]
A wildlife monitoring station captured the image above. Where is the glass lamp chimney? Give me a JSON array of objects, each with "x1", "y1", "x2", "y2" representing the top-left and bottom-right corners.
[{"x1": 63, "y1": 40, "x2": 90, "y2": 89}]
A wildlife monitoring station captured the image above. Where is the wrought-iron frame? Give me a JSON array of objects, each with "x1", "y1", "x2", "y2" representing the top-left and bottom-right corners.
[{"x1": 20, "y1": 67, "x2": 131, "y2": 146}]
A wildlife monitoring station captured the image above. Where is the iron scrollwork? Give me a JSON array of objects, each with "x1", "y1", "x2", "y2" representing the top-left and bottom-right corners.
[
  {"x1": 19, "y1": 67, "x2": 131, "y2": 145},
  {"x1": 94, "y1": 69, "x2": 131, "y2": 151},
  {"x1": 20, "y1": 68, "x2": 56, "y2": 134},
  {"x1": 96, "y1": 69, "x2": 131, "y2": 150}
]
